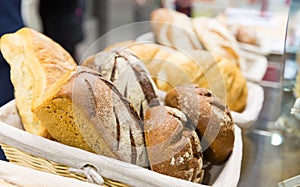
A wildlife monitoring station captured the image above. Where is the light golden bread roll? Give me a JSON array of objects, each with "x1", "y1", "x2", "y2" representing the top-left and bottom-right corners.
[
  {"x1": 0, "y1": 27, "x2": 77, "y2": 137},
  {"x1": 144, "y1": 106, "x2": 204, "y2": 183},
  {"x1": 110, "y1": 41, "x2": 247, "y2": 112},
  {"x1": 234, "y1": 26, "x2": 259, "y2": 45},
  {"x1": 150, "y1": 8, "x2": 203, "y2": 50},
  {"x1": 165, "y1": 85, "x2": 235, "y2": 164},
  {"x1": 192, "y1": 17, "x2": 241, "y2": 66},
  {"x1": 82, "y1": 49, "x2": 160, "y2": 120},
  {"x1": 34, "y1": 66, "x2": 148, "y2": 167}
]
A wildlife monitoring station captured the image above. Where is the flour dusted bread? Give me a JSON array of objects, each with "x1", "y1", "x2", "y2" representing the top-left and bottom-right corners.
[
  {"x1": 82, "y1": 49, "x2": 160, "y2": 120},
  {"x1": 144, "y1": 106, "x2": 204, "y2": 183},
  {"x1": 34, "y1": 66, "x2": 148, "y2": 167},
  {"x1": 150, "y1": 8, "x2": 203, "y2": 50},
  {"x1": 165, "y1": 84, "x2": 235, "y2": 164},
  {"x1": 0, "y1": 27, "x2": 77, "y2": 137}
]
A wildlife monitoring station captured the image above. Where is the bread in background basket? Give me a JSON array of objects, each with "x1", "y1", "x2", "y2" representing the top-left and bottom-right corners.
[{"x1": 0, "y1": 27, "x2": 241, "y2": 186}]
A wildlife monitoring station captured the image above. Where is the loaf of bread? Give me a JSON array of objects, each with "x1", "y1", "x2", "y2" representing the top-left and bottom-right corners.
[
  {"x1": 0, "y1": 27, "x2": 77, "y2": 137},
  {"x1": 114, "y1": 42, "x2": 247, "y2": 112},
  {"x1": 34, "y1": 66, "x2": 148, "y2": 167},
  {"x1": 235, "y1": 26, "x2": 259, "y2": 46},
  {"x1": 165, "y1": 84, "x2": 235, "y2": 164},
  {"x1": 192, "y1": 17, "x2": 242, "y2": 66},
  {"x1": 144, "y1": 105, "x2": 204, "y2": 183},
  {"x1": 150, "y1": 8, "x2": 203, "y2": 50},
  {"x1": 82, "y1": 49, "x2": 160, "y2": 120}
]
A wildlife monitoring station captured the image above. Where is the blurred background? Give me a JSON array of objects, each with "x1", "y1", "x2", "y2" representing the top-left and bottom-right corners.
[{"x1": 1, "y1": 0, "x2": 299, "y2": 187}]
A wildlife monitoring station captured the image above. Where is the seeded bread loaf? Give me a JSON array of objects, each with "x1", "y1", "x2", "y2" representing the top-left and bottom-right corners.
[
  {"x1": 0, "y1": 27, "x2": 77, "y2": 137},
  {"x1": 144, "y1": 106, "x2": 204, "y2": 183},
  {"x1": 165, "y1": 84, "x2": 235, "y2": 164},
  {"x1": 82, "y1": 49, "x2": 160, "y2": 120},
  {"x1": 34, "y1": 66, "x2": 148, "y2": 167}
]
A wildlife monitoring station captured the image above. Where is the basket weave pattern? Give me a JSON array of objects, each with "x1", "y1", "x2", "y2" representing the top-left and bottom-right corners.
[{"x1": 0, "y1": 143, "x2": 130, "y2": 187}]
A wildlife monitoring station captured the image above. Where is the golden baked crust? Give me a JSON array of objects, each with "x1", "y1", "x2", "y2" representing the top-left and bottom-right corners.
[
  {"x1": 0, "y1": 27, "x2": 77, "y2": 137},
  {"x1": 34, "y1": 66, "x2": 148, "y2": 167},
  {"x1": 150, "y1": 8, "x2": 203, "y2": 50},
  {"x1": 82, "y1": 49, "x2": 160, "y2": 120},
  {"x1": 121, "y1": 42, "x2": 247, "y2": 112},
  {"x1": 192, "y1": 17, "x2": 241, "y2": 66},
  {"x1": 165, "y1": 85, "x2": 235, "y2": 164},
  {"x1": 144, "y1": 106, "x2": 204, "y2": 183}
]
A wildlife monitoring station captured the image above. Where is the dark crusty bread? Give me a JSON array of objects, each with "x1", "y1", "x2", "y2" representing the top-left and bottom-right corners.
[
  {"x1": 144, "y1": 106, "x2": 204, "y2": 183},
  {"x1": 34, "y1": 66, "x2": 148, "y2": 167},
  {"x1": 82, "y1": 49, "x2": 160, "y2": 120},
  {"x1": 165, "y1": 84, "x2": 234, "y2": 164}
]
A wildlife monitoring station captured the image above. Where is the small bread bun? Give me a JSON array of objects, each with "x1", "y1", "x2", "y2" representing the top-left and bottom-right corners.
[
  {"x1": 144, "y1": 106, "x2": 204, "y2": 183},
  {"x1": 235, "y1": 26, "x2": 258, "y2": 45},
  {"x1": 165, "y1": 84, "x2": 234, "y2": 164}
]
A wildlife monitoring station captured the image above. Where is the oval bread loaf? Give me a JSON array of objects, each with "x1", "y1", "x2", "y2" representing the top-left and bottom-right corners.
[
  {"x1": 165, "y1": 84, "x2": 235, "y2": 164},
  {"x1": 144, "y1": 105, "x2": 204, "y2": 183},
  {"x1": 34, "y1": 66, "x2": 148, "y2": 167}
]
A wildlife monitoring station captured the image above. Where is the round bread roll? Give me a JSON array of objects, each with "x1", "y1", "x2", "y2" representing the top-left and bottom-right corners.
[
  {"x1": 165, "y1": 84, "x2": 234, "y2": 164},
  {"x1": 235, "y1": 26, "x2": 258, "y2": 45},
  {"x1": 144, "y1": 106, "x2": 204, "y2": 183}
]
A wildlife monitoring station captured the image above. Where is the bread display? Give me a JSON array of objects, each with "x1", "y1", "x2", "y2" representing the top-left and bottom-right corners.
[
  {"x1": 82, "y1": 49, "x2": 160, "y2": 120},
  {"x1": 144, "y1": 106, "x2": 204, "y2": 183},
  {"x1": 150, "y1": 8, "x2": 203, "y2": 50},
  {"x1": 0, "y1": 27, "x2": 239, "y2": 185},
  {"x1": 0, "y1": 27, "x2": 77, "y2": 137},
  {"x1": 34, "y1": 66, "x2": 149, "y2": 167},
  {"x1": 165, "y1": 84, "x2": 235, "y2": 164},
  {"x1": 150, "y1": 8, "x2": 241, "y2": 67}
]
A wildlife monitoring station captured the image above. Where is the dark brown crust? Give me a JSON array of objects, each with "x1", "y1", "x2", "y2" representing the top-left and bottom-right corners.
[
  {"x1": 61, "y1": 66, "x2": 148, "y2": 166},
  {"x1": 144, "y1": 106, "x2": 204, "y2": 183},
  {"x1": 165, "y1": 84, "x2": 234, "y2": 164}
]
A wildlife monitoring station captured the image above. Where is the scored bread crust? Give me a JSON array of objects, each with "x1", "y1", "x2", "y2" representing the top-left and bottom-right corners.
[
  {"x1": 82, "y1": 49, "x2": 160, "y2": 120},
  {"x1": 0, "y1": 27, "x2": 77, "y2": 137},
  {"x1": 144, "y1": 106, "x2": 204, "y2": 183},
  {"x1": 34, "y1": 66, "x2": 149, "y2": 167},
  {"x1": 192, "y1": 17, "x2": 241, "y2": 66},
  {"x1": 119, "y1": 42, "x2": 247, "y2": 112},
  {"x1": 165, "y1": 84, "x2": 235, "y2": 164},
  {"x1": 150, "y1": 8, "x2": 203, "y2": 50}
]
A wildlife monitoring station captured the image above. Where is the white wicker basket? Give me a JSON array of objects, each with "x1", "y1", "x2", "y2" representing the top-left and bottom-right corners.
[{"x1": 0, "y1": 100, "x2": 242, "y2": 187}]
